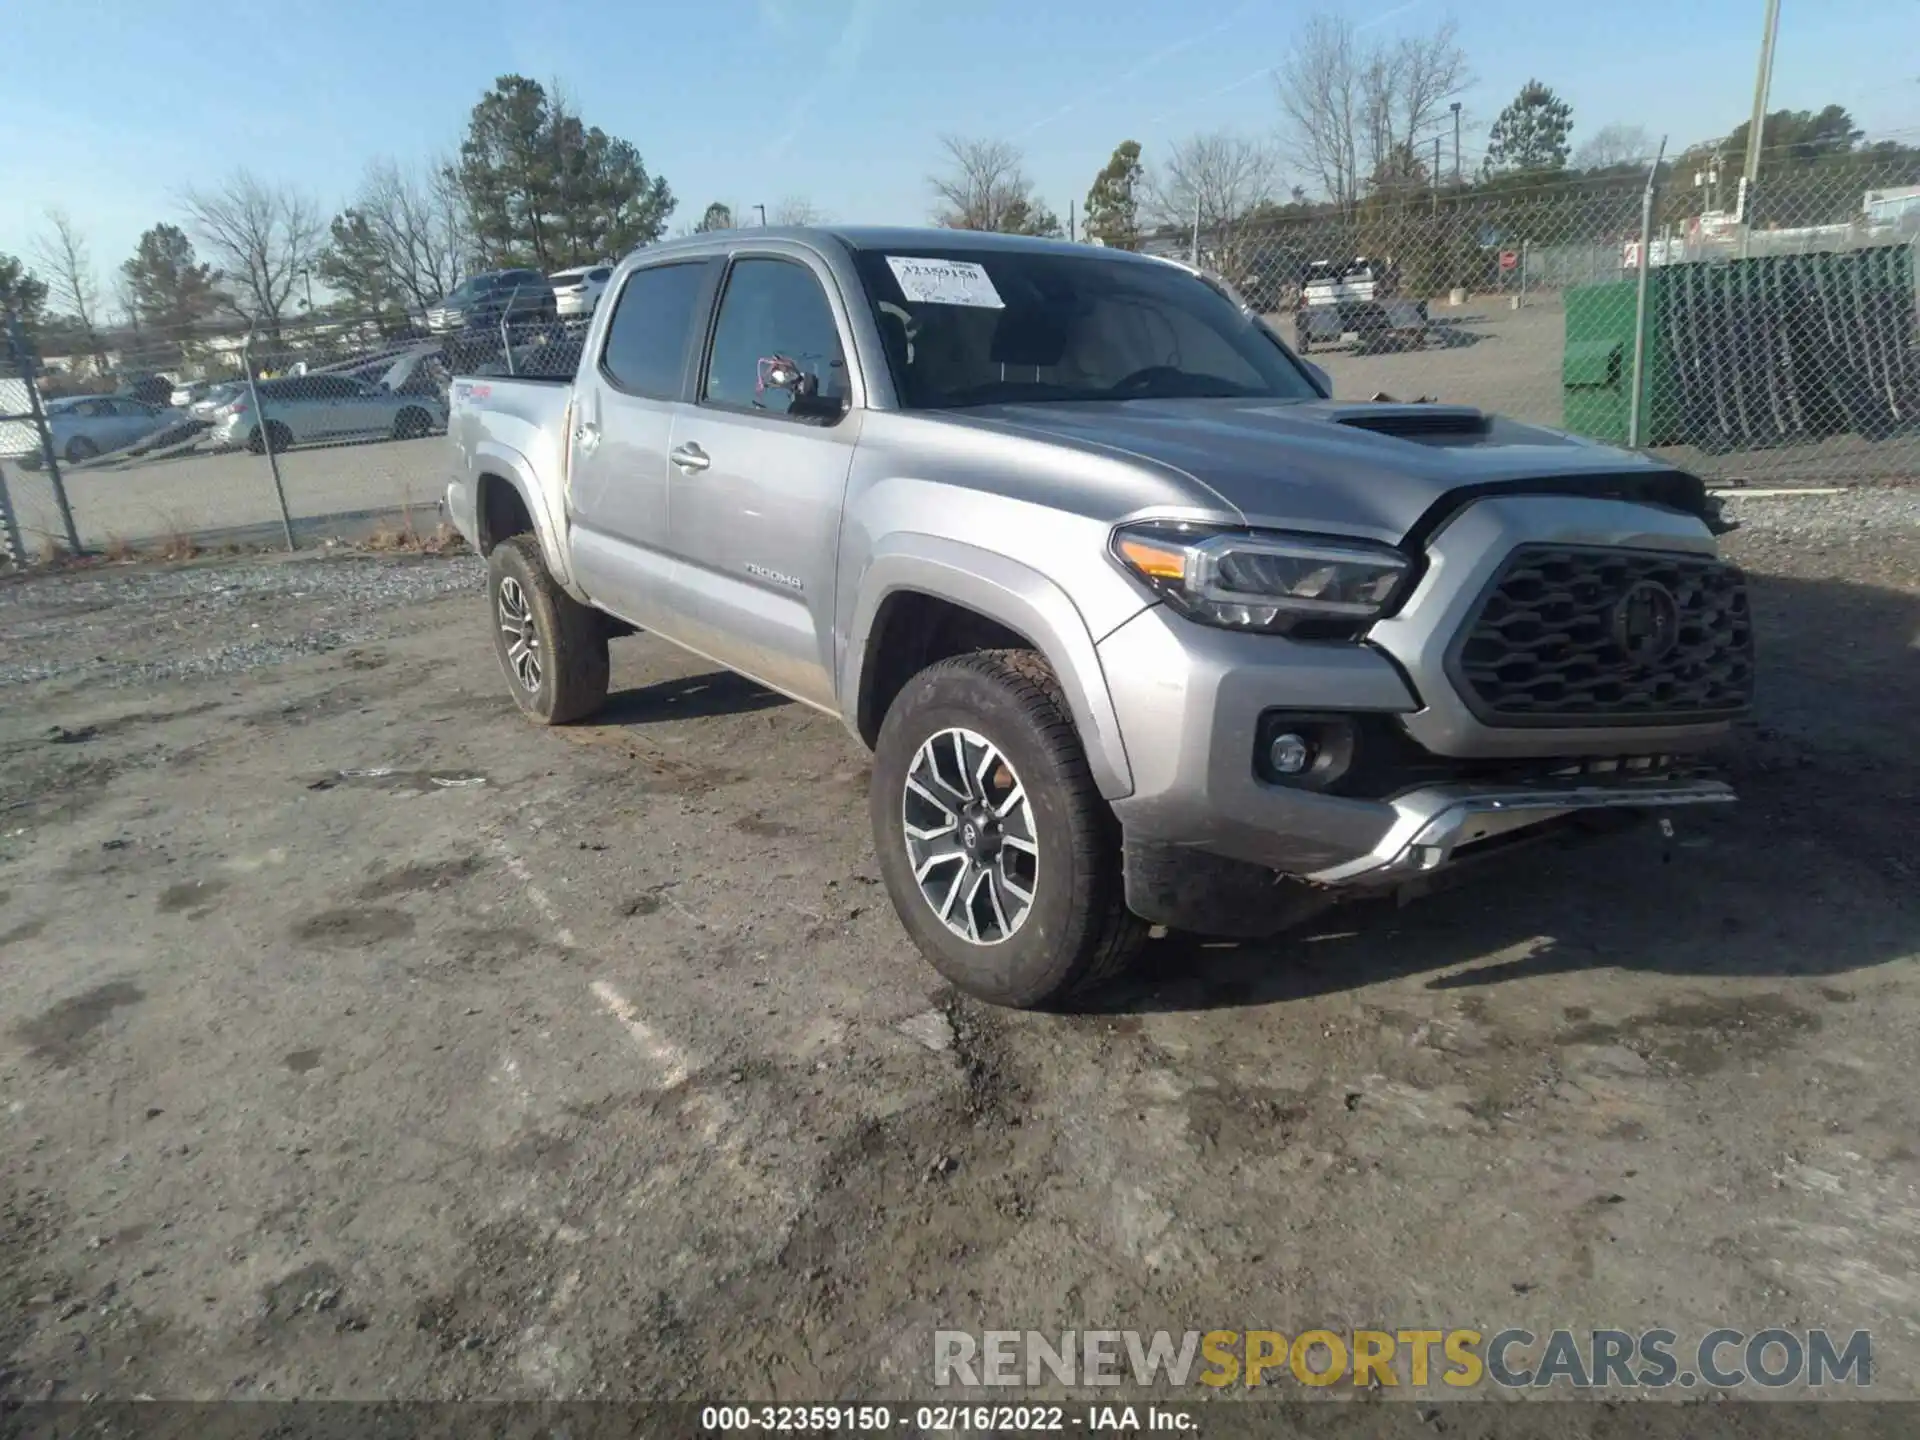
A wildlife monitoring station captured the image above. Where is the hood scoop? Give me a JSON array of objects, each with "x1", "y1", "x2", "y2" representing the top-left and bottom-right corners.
[{"x1": 1330, "y1": 404, "x2": 1492, "y2": 441}]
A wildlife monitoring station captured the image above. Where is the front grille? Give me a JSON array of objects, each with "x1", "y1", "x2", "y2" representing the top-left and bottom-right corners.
[{"x1": 1448, "y1": 545, "x2": 1754, "y2": 725}]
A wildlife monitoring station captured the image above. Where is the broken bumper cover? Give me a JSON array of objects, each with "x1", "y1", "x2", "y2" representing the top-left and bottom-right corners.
[{"x1": 1303, "y1": 778, "x2": 1736, "y2": 886}]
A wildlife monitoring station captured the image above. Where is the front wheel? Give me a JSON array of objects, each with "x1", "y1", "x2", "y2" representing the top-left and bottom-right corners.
[
  {"x1": 65, "y1": 436, "x2": 100, "y2": 464},
  {"x1": 870, "y1": 649, "x2": 1145, "y2": 1009},
  {"x1": 488, "y1": 534, "x2": 609, "y2": 725}
]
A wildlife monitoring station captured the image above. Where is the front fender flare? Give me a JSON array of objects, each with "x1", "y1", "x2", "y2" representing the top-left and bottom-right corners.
[
  {"x1": 845, "y1": 535, "x2": 1135, "y2": 800},
  {"x1": 472, "y1": 438, "x2": 574, "y2": 591}
]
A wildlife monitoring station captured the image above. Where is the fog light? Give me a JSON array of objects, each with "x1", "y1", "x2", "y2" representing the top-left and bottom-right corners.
[{"x1": 1268, "y1": 732, "x2": 1312, "y2": 775}]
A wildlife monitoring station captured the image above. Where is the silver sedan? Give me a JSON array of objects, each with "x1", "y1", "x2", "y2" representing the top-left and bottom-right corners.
[
  {"x1": 7, "y1": 395, "x2": 189, "y2": 468},
  {"x1": 204, "y1": 374, "x2": 447, "y2": 453}
]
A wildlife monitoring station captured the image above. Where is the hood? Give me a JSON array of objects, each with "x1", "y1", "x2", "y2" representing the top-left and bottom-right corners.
[{"x1": 944, "y1": 397, "x2": 1710, "y2": 543}]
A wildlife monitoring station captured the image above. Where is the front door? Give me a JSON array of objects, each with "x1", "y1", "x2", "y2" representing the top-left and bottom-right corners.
[
  {"x1": 563, "y1": 257, "x2": 716, "y2": 636},
  {"x1": 664, "y1": 254, "x2": 859, "y2": 708}
]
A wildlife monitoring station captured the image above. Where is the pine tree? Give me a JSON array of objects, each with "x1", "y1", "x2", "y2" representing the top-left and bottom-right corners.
[
  {"x1": 1085, "y1": 141, "x2": 1144, "y2": 249},
  {"x1": 1484, "y1": 81, "x2": 1574, "y2": 176}
]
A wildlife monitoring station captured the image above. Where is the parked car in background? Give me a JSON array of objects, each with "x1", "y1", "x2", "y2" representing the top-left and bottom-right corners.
[
  {"x1": 549, "y1": 264, "x2": 614, "y2": 317},
  {"x1": 187, "y1": 382, "x2": 248, "y2": 424},
  {"x1": 204, "y1": 373, "x2": 447, "y2": 453},
  {"x1": 1296, "y1": 256, "x2": 1429, "y2": 353},
  {"x1": 171, "y1": 379, "x2": 220, "y2": 408},
  {"x1": 123, "y1": 375, "x2": 176, "y2": 407},
  {"x1": 14, "y1": 395, "x2": 188, "y2": 467},
  {"x1": 425, "y1": 270, "x2": 556, "y2": 334}
]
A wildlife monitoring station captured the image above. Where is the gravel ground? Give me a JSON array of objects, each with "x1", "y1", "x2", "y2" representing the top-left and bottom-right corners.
[
  {"x1": 0, "y1": 491, "x2": 1915, "y2": 1426},
  {"x1": 0, "y1": 554, "x2": 484, "y2": 689},
  {"x1": 1717, "y1": 486, "x2": 1920, "y2": 585}
]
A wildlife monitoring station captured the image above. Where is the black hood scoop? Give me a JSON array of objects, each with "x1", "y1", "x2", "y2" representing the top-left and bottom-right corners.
[{"x1": 1330, "y1": 404, "x2": 1493, "y2": 441}]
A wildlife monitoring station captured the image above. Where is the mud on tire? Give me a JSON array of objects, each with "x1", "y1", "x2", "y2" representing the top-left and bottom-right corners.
[
  {"x1": 870, "y1": 648, "x2": 1146, "y2": 1009},
  {"x1": 487, "y1": 534, "x2": 609, "y2": 725}
]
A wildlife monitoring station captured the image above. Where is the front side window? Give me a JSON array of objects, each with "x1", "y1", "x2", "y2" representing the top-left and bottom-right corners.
[
  {"x1": 703, "y1": 258, "x2": 847, "y2": 418},
  {"x1": 600, "y1": 261, "x2": 708, "y2": 399},
  {"x1": 850, "y1": 247, "x2": 1318, "y2": 410}
]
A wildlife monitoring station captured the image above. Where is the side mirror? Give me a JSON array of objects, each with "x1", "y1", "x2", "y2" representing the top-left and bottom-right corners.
[{"x1": 1303, "y1": 359, "x2": 1332, "y2": 396}]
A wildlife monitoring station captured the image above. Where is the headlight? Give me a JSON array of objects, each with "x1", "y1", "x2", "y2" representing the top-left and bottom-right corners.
[{"x1": 1111, "y1": 521, "x2": 1410, "y2": 635}]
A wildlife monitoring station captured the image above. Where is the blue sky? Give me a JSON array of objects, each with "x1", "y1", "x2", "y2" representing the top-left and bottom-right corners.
[{"x1": 2, "y1": 0, "x2": 1914, "y2": 302}]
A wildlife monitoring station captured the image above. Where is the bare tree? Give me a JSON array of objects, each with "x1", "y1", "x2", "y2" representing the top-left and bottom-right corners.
[
  {"x1": 34, "y1": 210, "x2": 106, "y2": 371},
  {"x1": 1573, "y1": 123, "x2": 1655, "y2": 172},
  {"x1": 1146, "y1": 133, "x2": 1276, "y2": 270},
  {"x1": 1278, "y1": 13, "x2": 1471, "y2": 210},
  {"x1": 320, "y1": 159, "x2": 470, "y2": 317},
  {"x1": 772, "y1": 196, "x2": 825, "y2": 226},
  {"x1": 180, "y1": 170, "x2": 324, "y2": 339},
  {"x1": 1276, "y1": 14, "x2": 1362, "y2": 212},
  {"x1": 929, "y1": 137, "x2": 1060, "y2": 235}
]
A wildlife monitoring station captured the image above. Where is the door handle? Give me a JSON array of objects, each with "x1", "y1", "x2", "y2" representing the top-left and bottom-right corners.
[{"x1": 669, "y1": 442, "x2": 711, "y2": 473}]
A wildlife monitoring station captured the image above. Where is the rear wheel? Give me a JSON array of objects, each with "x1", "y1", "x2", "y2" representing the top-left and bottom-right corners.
[
  {"x1": 247, "y1": 421, "x2": 292, "y2": 455},
  {"x1": 393, "y1": 407, "x2": 433, "y2": 441},
  {"x1": 871, "y1": 649, "x2": 1146, "y2": 1009},
  {"x1": 488, "y1": 534, "x2": 609, "y2": 725}
]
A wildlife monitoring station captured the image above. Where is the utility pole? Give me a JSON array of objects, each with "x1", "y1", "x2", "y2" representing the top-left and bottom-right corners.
[
  {"x1": 1628, "y1": 136, "x2": 1669, "y2": 449},
  {"x1": 1432, "y1": 135, "x2": 1442, "y2": 213},
  {"x1": 1450, "y1": 101, "x2": 1462, "y2": 185},
  {"x1": 754, "y1": 203, "x2": 767, "y2": 227},
  {"x1": 1069, "y1": 199, "x2": 1076, "y2": 244},
  {"x1": 1739, "y1": 0, "x2": 1782, "y2": 257}
]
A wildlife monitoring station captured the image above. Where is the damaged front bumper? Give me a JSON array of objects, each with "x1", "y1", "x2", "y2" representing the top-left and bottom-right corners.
[
  {"x1": 1302, "y1": 778, "x2": 1735, "y2": 885},
  {"x1": 1120, "y1": 778, "x2": 1736, "y2": 938}
]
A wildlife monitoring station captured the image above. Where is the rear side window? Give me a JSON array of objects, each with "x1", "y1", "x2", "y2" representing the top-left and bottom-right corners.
[
  {"x1": 601, "y1": 262, "x2": 708, "y2": 399},
  {"x1": 702, "y1": 258, "x2": 847, "y2": 417}
]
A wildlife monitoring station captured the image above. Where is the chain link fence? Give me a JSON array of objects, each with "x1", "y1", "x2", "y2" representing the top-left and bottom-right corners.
[
  {"x1": 0, "y1": 281, "x2": 602, "y2": 563},
  {"x1": 1170, "y1": 154, "x2": 1920, "y2": 487},
  {"x1": 2, "y1": 154, "x2": 1915, "y2": 566}
]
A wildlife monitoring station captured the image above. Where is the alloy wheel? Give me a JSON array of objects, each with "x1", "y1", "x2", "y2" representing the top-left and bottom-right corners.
[
  {"x1": 497, "y1": 576, "x2": 542, "y2": 693},
  {"x1": 902, "y1": 727, "x2": 1038, "y2": 945}
]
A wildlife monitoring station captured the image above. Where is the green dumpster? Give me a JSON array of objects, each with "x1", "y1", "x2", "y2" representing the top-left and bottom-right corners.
[
  {"x1": 1563, "y1": 246, "x2": 1918, "y2": 452},
  {"x1": 1560, "y1": 278, "x2": 1677, "y2": 446}
]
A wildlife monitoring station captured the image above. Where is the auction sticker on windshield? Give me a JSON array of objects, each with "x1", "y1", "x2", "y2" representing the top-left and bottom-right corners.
[{"x1": 885, "y1": 257, "x2": 1005, "y2": 308}]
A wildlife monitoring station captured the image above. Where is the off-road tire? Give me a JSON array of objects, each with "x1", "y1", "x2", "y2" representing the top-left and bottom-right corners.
[
  {"x1": 871, "y1": 648, "x2": 1146, "y2": 1009},
  {"x1": 488, "y1": 534, "x2": 609, "y2": 725}
]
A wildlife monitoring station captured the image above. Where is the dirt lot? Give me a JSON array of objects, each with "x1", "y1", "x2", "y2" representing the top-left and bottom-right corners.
[
  {"x1": 1, "y1": 491, "x2": 1916, "y2": 1420},
  {"x1": 3, "y1": 434, "x2": 447, "y2": 555}
]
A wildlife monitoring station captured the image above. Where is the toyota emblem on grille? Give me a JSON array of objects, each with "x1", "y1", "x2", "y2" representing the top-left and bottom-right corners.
[{"x1": 1613, "y1": 580, "x2": 1681, "y2": 663}]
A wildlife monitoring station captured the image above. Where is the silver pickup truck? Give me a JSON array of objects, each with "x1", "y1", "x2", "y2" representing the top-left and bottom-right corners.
[{"x1": 445, "y1": 226, "x2": 1753, "y2": 1009}]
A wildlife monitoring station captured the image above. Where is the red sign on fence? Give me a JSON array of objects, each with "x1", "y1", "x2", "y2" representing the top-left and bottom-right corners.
[{"x1": 1498, "y1": 249, "x2": 1519, "y2": 271}]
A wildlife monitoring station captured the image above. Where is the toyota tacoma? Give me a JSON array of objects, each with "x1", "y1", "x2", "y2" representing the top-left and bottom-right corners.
[{"x1": 444, "y1": 227, "x2": 1753, "y2": 1008}]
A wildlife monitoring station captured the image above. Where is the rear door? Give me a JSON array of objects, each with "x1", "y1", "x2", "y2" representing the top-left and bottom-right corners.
[
  {"x1": 565, "y1": 255, "x2": 718, "y2": 634},
  {"x1": 334, "y1": 376, "x2": 392, "y2": 435},
  {"x1": 663, "y1": 252, "x2": 860, "y2": 707}
]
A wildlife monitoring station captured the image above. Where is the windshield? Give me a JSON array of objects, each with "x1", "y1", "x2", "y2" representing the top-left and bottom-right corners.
[{"x1": 850, "y1": 246, "x2": 1318, "y2": 410}]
